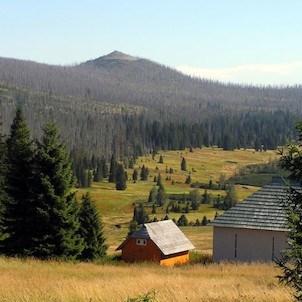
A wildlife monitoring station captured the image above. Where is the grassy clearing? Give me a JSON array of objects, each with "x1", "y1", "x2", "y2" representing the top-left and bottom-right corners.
[
  {"x1": 0, "y1": 257, "x2": 293, "y2": 301},
  {"x1": 74, "y1": 147, "x2": 278, "y2": 254}
]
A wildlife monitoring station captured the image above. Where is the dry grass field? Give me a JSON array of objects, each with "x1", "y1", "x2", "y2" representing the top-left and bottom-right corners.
[
  {"x1": 1, "y1": 148, "x2": 287, "y2": 301},
  {"x1": 0, "y1": 257, "x2": 293, "y2": 302}
]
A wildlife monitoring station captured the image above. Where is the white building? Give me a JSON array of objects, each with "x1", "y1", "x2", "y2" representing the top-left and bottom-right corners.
[{"x1": 210, "y1": 178, "x2": 298, "y2": 262}]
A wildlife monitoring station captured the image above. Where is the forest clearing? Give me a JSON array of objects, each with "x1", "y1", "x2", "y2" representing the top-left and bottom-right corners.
[{"x1": 75, "y1": 147, "x2": 279, "y2": 254}]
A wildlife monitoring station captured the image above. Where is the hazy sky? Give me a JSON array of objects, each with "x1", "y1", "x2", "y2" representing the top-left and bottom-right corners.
[{"x1": 1, "y1": 0, "x2": 302, "y2": 86}]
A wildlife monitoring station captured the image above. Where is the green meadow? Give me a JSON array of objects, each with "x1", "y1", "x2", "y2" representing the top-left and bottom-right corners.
[{"x1": 75, "y1": 147, "x2": 279, "y2": 254}]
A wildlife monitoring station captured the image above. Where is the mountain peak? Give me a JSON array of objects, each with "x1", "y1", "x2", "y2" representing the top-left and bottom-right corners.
[{"x1": 102, "y1": 51, "x2": 138, "y2": 61}]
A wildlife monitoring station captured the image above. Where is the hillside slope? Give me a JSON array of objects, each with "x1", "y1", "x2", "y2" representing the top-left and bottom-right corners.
[{"x1": 0, "y1": 51, "x2": 301, "y2": 156}]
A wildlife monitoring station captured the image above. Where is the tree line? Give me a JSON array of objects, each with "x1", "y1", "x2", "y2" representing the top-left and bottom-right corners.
[{"x1": 0, "y1": 109, "x2": 107, "y2": 260}]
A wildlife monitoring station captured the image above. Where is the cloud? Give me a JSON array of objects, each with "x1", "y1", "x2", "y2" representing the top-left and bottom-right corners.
[{"x1": 175, "y1": 61, "x2": 302, "y2": 86}]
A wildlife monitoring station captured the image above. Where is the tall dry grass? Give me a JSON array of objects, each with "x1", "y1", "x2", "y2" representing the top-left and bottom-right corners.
[{"x1": 0, "y1": 257, "x2": 293, "y2": 301}]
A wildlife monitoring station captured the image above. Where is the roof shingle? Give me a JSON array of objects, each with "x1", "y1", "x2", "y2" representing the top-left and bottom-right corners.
[
  {"x1": 210, "y1": 177, "x2": 301, "y2": 231},
  {"x1": 117, "y1": 220, "x2": 195, "y2": 255}
]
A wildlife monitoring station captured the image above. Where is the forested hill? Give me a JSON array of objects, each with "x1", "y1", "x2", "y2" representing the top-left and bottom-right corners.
[{"x1": 0, "y1": 51, "x2": 301, "y2": 157}]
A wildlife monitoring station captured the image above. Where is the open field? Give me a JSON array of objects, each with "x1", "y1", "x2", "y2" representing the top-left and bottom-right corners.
[
  {"x1": 75, "y1": 147, "x2": 279, "y2": 254},
  {"x1": 0, "y1": 257, "x2": 293, "y2": 301},
  {"x1": 0, "y1": 148, "x2": 290, "y2": 301}
]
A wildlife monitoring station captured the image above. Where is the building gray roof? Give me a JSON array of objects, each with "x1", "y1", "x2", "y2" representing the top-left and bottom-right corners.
[
  {"x1": 116, "y1": 220, "x2": 195, "y2": 255},
  {"x1": 210, "y1": 177, "x2": 301, "y2": 231}
]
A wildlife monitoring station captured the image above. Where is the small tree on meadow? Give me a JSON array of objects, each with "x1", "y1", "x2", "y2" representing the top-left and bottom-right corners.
[
  {"x1": 127, "y1": 220, "x2": 139, "y2": 237},
  {"x1": 108, "y1": 154, "x2": 117, "y2": 183},
  {"x1": 140, "y1": 165, "x2": 149, "y2": 181},
  {"x1": 201, "y1": 215, "x2": 208, "y2": 226},
  {"x1": 181, "y1": 157, "x2": 187, "y2": 171},
  {"x1": 116, "y1": 163, "x2": 127, "y2": 190},
  {"x1": 185, "y1": 174, "x2": 191, "y2": 184},
  {"x1": 156, "y1": 185, "x2": 166, "y2": 206},
  {"x1": 132, "y1": 169, "x2": 138, "y2": 181},
  {"x1": 156, "y1": 173, "x2": 162, "y2": 187},
  {"x1": 133, "y1": 204, "x2": 149, "y2": 225},
  {"x1": 223, "y1": 184, "x2": 238, "y2": 210},
  {"x1": 177, "y1": 214, "x2": 188, "y2": 226},
  {"x1": 148, "y1": 187, "x2": 157, "y2": 203}
]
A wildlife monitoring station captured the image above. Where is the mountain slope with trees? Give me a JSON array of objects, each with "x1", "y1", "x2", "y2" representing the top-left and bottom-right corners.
[{"x1": 0, "y1": 51, "x2": 301, "y2": 157}]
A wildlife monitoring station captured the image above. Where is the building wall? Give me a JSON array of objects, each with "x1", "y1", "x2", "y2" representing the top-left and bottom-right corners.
[
  {"x1": 160, "y1": 251, "x2": 189, "y2": 266},
  {"x1": 121, "y1": 238, "x2": 161, "y2": 262},
  {"x1": 121, "y1": 238, "x2": 190, "y2": 265},
  {"x1": 213, "y1": 227, "x2": 288, "y2": 262}
]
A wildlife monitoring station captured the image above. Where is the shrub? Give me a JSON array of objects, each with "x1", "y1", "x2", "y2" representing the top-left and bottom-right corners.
[{"x1": 125, "y1": 290, "x2": 159, "y2": 302}]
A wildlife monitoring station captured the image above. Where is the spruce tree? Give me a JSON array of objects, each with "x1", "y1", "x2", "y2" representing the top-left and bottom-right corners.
[
  {"x1": 177, "y1": 214, "x2": 188, "y2": 226},
  {"x1": 32, "y1": 123, "x2": 84, "y2": 259},
  {"x1": 1, "y1": 109, "x2": 36, "y2": 256},
  {"x1": 101, "y1": 157, "x2": 108, "y2": 178},
  {"x1": 132, "y1": 169, "x2": 138, "y2": 181},
  {"x1": 277, "y1": 121, "x2": 302, "y2": 299},
  {"x1": 127, "y1": 220, "x2": 139, "y2": 237},
  {"x1": 223, "y1": 184, "x2": 238, "y2": 210},
  {"x1": 108, "y1": 154, "x2": 117, "y2": 183},
  {"x1": 148, "y1": 187, "x2": 157, "y2": 203},
  {"x1": 78, "y1": 193, "x2": 107, "y2": 260},
  {"x1": 93, "y1": 160, "x2": 104, "y2": 182},
  {"x1": 156, "y1": 173, "x2": 162, "y2": 187},
  {"x1": 116, "y1": 163, "x2": 127, "y2": 190},
  {"x1": 156, "y1": 185, "x2": 166, "y2": 206},
  {"x1": 140, "y1": 165, "x2": 149, "y2": 180},
  {"x1": 0, "y1": 130, "x2": 7, "y2": 240},
  {"x1": 133, "y1": 204, "x2": 149, "y2": 224},
  {"x1": 181, "y1": 157, "x2": 187, "y2": 171}
]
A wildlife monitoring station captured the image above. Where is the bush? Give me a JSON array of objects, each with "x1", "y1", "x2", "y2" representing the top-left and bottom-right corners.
[
  {"x1": 125, "y1": 290, "x2": 159, "y2": 302},
  {"x1": 189, "y1": 251, "x2": 212, "y2": 264}
]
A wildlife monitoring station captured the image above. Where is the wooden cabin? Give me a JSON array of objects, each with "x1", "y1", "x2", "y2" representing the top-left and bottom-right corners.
[
  {"x1": 210, "y1": 177, "x2": 299, "y2": 262},
  {"x1": 116, "y1": 220, "x2": 195, "y2": 265}
]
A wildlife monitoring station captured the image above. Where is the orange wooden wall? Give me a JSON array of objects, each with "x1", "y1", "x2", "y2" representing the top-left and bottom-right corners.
[{"x1": 121, "y1": 238, "x2": 190, "y2": 266}]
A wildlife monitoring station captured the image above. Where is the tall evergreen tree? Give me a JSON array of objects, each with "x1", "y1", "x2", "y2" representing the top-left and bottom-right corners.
[
  {"x1": 140, "y1": 165, "x2": 149, "y2": 181},
  {"x1": 127, "y1": 220, "x2": 139, "y2": 237},
  {"x1": 156, "y1": 173, "x2": 162, "y2": 187},
  {"x1": 132, "y1": 169, "x2": 138, "y2": 181},
  {"x1": 181, "y1": 157, "x2": 187, "y2": 171},
  {"x1": 148, "y1": 187, "x2": 157, "y2": 203},
  {"x1": 101, "y1": 157, "x2": 109, "y2": 178},
  {"x1": 1, "y1": 109, "x2": 36, "y2": 256},
  {"x1": 223, "y1": 184, "x2": 238, "y2": 210},
  {"x1": 31, "y1": 123, "x2": 83, "y2": 259},
  {"x1": 156, "y1": 185, "x2": 166, "y2": 206},
  {"x1": 78, "y1": 193, "x2": 107, "y2": 260},
  {"x1": 133, "y1": 204, "x2": 149, "y2": 224},
  {"x1": 116, "y1": 163, "x2": 127, "y2": 190},
  {"x1": 93, "y1": 160, "x2": 104, "y2": 182},
  {"x1": 0, "y1": 130, "x2": 7, "y2": 240},
  {"x1": 277, "y1": 121, "x2": 302, "y2": 299},
  {"x1": 108, "y1": 154, "x2": 117, "y2": 183}
]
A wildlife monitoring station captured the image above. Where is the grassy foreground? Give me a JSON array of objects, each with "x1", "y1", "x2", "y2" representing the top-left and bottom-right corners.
[{"x1": 0, "y1": 257, "x2": 293, "y2": 302}]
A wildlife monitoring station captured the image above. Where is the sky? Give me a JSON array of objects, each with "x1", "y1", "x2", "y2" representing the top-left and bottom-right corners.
[{"x1": 1, "y1": 0, "x2": 302, "y2": 86}]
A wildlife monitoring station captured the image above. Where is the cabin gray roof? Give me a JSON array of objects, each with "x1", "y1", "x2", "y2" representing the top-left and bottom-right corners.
[
  {"x1": 116, "y1": 220, "x2": 195, "y2": 255},
  {"x1": 210, "y1": 178, "x2": 301, "y2": 231}
]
